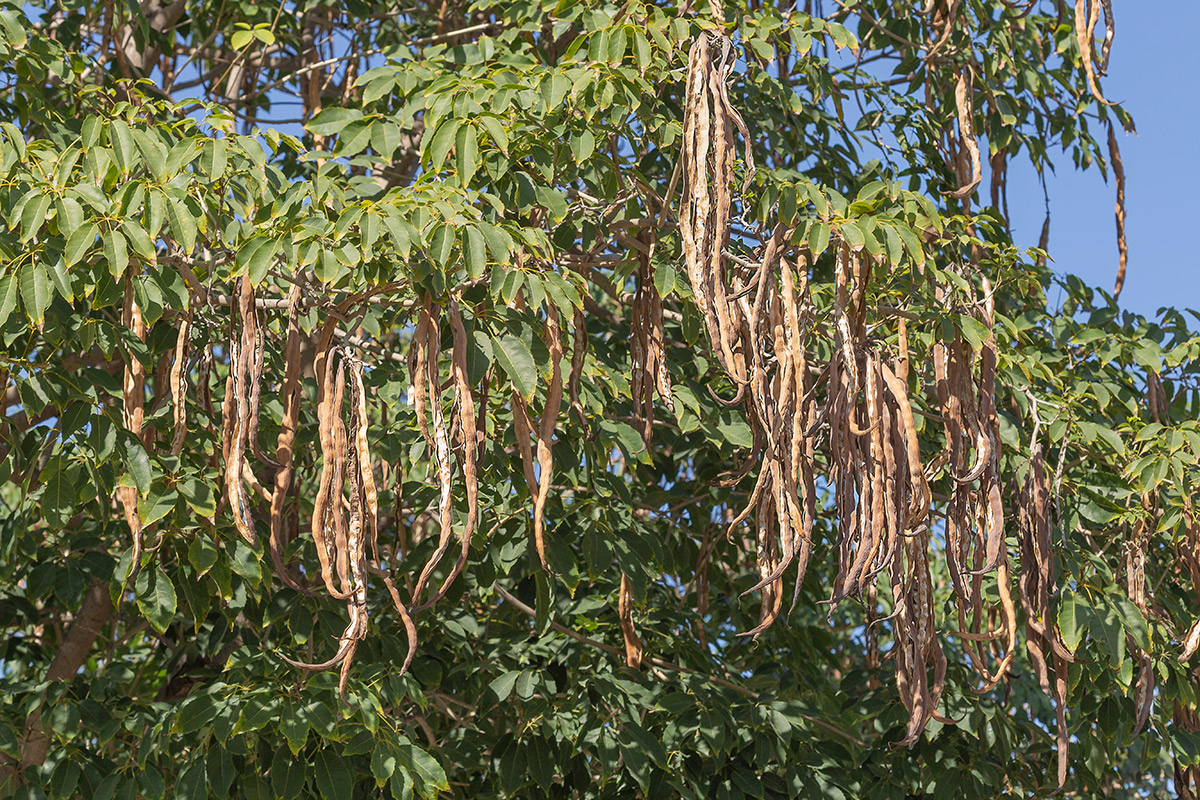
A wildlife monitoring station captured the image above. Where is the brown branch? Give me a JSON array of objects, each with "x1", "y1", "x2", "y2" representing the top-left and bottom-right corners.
[{"x1": 6, "y1": 580, "x2": 112, "y2": 789}]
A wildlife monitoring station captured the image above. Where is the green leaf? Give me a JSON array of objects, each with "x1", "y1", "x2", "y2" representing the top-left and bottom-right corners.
[
  {"x1": 428, "y1": 223, "x2": 454, "y2": 267},
  {"x1": 40, "y1": 458, "x2": 76, "y2": 527},
  {"x1": 335, "y1": 118, "x2": 373, "y2": 156},
  {"x1": 397, "y1": 740, "x2": 448, "y2": 799},
  {"x1": 270, "y1": 742, "x2": 307, "y2": 796},
  {"x1": 488, "y1": 670, "x2": 521, "y2": 703},
  {"x1": 237, "y1": 236, "x2": 280, "y2": 285},
  {"x1": 839, "y1": 220, "x2": 865, "y2": 249},
  {"x1": 166, "y1": 197, "x2": 198, "y2": 253},
  {"x1": 19, "y1": 264, "x2": 51, "y2": 325},
  {"x1": 1059, "y1": 590, "x2": 1082, "y2": 653},
  {"x1": 314, "y1": 749, "x2": 352, "y2": 799},
  {"x1": 571, "y1": 129, "x2": 595, "y2": 163},
  {"x1": 463, "y1": 225, "x2": 487, "y2": 279},
  {"x1": 20, "y1": 191, "x2": 51, "y2": 241},
  {"x1": 188, "y1": 533, "x2": 218, "y2": 576},
  {"x1": 808, "y1": 221, "x2": 831, "y2": 255},
  {"x1": 64, "y1": 222, "x2": 97, "y2": 266},
  {"x1": 104, "y1": 229, "x2": 129, "y2": 278},
  {"x1": 491, "y1": 331, "x2": 537, "y2": 400},
  {"x1": 180, "y1": 476, "x2": 217, "y2": 517},
  {"x1": 230, "y1": 28, "x2": 253, "y2": 50},
  {"x1": 206, "y1": 746, "x2": 235, "y2": 799},
  {"x1": 456, "y1": 123, "x2": 479, "y2": 186},
  {"x1": 308, "y1": 107, "x2": 364, "y2": 136},
  {"x1": 426, "y1": 117, "x2": 460, "y2": 172},
  {"x1": 123, "y1": 220, "x2": 156, "y2": 261},
  {"x1": 958, "y1": 315, "x2": 991, "y2": 352},
  {"x1": 120, "y1": 434, "x2": 152, "y2": 493},
  {"x1": 138, "y1": 567, "x2": 177, "y2": 634},
  {"x1": 0, "y1": 275, "x2": 18, "y2": 321},
  {"x1": 43, "y1": 256, "x2": 73, "y2": 302},
  {"x1": 109, "y1": 120, "x2": 137, "y2": 173},
  {"x1": 372, "y1": 742, "x2": 398, "y2": 786},
  {"x1": 137, "y1": 487, "x2": 177, "y2": 526}
]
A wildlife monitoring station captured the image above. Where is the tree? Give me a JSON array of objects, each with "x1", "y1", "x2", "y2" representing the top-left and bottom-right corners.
[{"x1": 0, "y1": 0, "x2": 1194, "y2": 797}]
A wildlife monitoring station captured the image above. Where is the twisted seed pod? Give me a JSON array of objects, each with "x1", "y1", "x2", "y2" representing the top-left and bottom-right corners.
[
  {"x1": 169, "y1": 307, "x2": 191, "y2": 456},
  {"x1": 532, "y1": 305, "x2": 565, "y2": 573},
  {"x1": 119, "y1": 276, "x2": 146, "y2": 586}
]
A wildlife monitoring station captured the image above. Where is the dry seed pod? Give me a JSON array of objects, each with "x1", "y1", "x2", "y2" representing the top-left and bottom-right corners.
[
  {"x1": 224, "y1": 277, "x2": 259, "y2": 546},
  {"x1": 532, "y1": 304, "x2": 565, "y2": 573},
  {"x1": 268, "y1": 283, "x2": 310, "y2": 593},
  {"x1": 945, "y1": 67, "x2": 981, "y2": 200},
  {"x1": 119, "y1": 277, "x2": 147, "y2": 585},
  {"x1": 1074, "y1": 0, "x2": 1115, "y2": 105},
  {"x1": 1108, "y1": 121, "x2": 1128, "y2": 299},
  {"x1": 619, "y1": 573, "x2": 643, "y2": 669},
  {"x1": 168, "y1": 307, "x2": 191, "y2": 456}
]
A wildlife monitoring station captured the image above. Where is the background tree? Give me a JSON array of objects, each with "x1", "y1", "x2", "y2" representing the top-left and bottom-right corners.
[{"x1": 0, "y1": 0, "x2": 1196, "y2": 798}]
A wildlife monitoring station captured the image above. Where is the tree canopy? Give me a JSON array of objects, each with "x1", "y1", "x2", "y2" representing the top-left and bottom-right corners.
[{"x1": 1, "y1": 0, "x2": 1197, "y2": 798}]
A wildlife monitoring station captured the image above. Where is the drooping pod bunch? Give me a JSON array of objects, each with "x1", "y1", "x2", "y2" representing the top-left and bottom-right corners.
[
  {"x1": 727, "y1": 252, "x2": 817, "y2": 636},
  {"x1": 284, "y1": 349, "x2": 407, "y2": 699},
  {"x1": 1016, "y1": 439, "x2": 1073, "y2": 787},
  {"x1": 890, "y1": 527, "x2": 951, "y2": 747},
  {"x1": 222, "y1": 277, "x2": 267, "y2": 547},
  {"x1": 1074, "y1": 0, "x2": 1116, "y2": 106},
  {"x1": 267, "y1": 284, "x2": 309, "y2": 593},
  {"x1": 932, "y1": 278, "x2": 1016, "y2": 691},
  {"x1": 824, "y1": 247, "x2": 932, "y2": 613},
  {"x1": 411, "y1": 296, "x2": 484, "y2": 612},
  {"x1": 673, "y1": 27, "x2": 1028, "y2": 746},
  {"x1": 407, "y1": 298, "x2": 457, "y2": 605},
  {"x1": 679, "y1": 31, "x2": 754, "y2": 392}
]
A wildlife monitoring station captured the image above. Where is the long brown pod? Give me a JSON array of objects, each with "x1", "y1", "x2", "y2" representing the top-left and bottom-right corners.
[
  {"x1": 532, "y1": 304, "x2": 565, "y2": 573},
  {"x1": 330, "y1": 357, "x2": 351, "y2": 598},
  {"x1": 268, "y1": 283, "x2": 310, "y2": 594},
  {"x1": 225, "y1": 277, "x2": 258, "y2": 546},
  {"x1": 349, "y1": 357, "x2": 380, "y2": 568},
  {"x1": 168, "y1": 307, "x2": 191, "y2": 456},
  {"x1": 946, "y1": 67, "x2": 981, "y2": 200},
  {"x1": 1108, "y1": 121, "x2": 1128, "y2": 300},
  {"x1": 119, "y1": 276, "x2": 147, "y2": 585},
  {"x1": 619, "y1": 573, "x2": 643, "y2": 668},
  {"x1": 409, "y1": 304, "x2": 433, "y2": 449}
]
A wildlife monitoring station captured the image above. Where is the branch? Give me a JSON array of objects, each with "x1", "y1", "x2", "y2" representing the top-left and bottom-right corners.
[{"x1": 10, "y1": 580, "x2": 112, "y2": 784}]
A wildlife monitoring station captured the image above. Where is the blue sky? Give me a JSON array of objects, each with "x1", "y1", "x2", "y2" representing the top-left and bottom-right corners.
[{"x1": 1005, "y1": 0, "x2": 1200, "y2": 319}]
